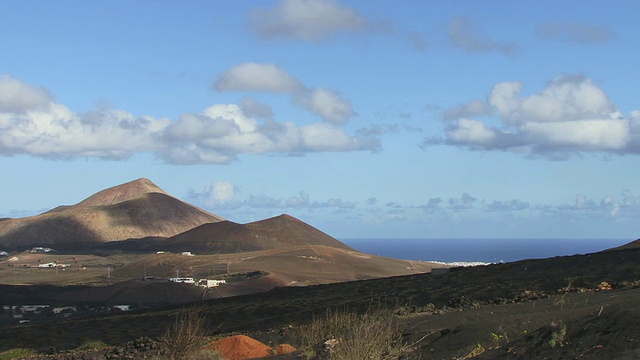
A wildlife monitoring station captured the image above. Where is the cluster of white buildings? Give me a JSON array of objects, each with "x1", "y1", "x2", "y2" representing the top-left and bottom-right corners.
[
  {"x1": 37, "y1": 262, "x2": 71, "y2": 268},
  {"x1": 30, "y1": 247, "x2": 55, "y2": 253},
  {"x1": 169, "y1": 278, "x2": 226, "y2": 288}
]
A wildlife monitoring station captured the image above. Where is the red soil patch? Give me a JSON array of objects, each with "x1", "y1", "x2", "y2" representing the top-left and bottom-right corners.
[
  {"x1": 275, "y1": 344, "x2": 297, "y2": 355},
  {"x1": 205, "y1": 335, "x2": 272, "y2": 360}
]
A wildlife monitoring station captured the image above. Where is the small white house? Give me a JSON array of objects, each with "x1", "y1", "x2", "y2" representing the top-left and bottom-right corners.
[
  {"x1": 180, "y1": 252, "x2": 195, "y2": 256},
  {"x1": 38, "y1": 262, "x2": 57, "y2": 268},
  {"x1": 31, "y1": 247, "x2": 54, "y2": 253},
  {"x1": 169, "y1": 277, "x2": 195, "y2": 284},
  {"x1": 197, "y1": 279, "x2": 226, "y2": 288}
]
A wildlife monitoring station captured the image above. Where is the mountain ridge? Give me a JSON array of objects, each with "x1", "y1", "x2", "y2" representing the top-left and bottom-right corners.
[{"x1": 0, "y1": 179, "x2": 224, "y2": 250}]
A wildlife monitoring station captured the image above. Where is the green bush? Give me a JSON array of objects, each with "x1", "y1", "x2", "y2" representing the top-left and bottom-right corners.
[
  {"x1": 75, "y1": 340, "x2": 109, "y2": 351},
  {"x1": 0, "y1": 348, "x2": 38, "y2": 360}
]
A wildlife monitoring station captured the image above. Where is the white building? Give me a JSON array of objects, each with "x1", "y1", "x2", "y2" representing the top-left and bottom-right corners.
[
  {"x1": 169, "y1": 277, "x2": 195, "y2": 284},
  {"x1": 197, "y1": 279, "x2": 226, "y2": 288}
]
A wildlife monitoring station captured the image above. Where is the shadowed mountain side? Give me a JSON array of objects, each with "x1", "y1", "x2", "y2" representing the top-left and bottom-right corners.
[
  {"x1": 0, "y1": 216, "x2": 102, "y2": 249},
  {"x1": 0, "y1": 194, "x2": 223, "y2": 250},
  {"x1": 93, "y1": 215, "x2": 355, "y2": 254},
  {"x1": 57, "y1": 280, "x2": 206, "y2": 304},
  {"x1": 0, "y1": 182, "x2": 224, "y2": 250}
]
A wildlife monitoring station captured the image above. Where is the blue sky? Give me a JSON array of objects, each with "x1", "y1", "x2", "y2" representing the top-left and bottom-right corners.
[{"x1": 1, "y1": 0, "x2": 639, "y2": 240}]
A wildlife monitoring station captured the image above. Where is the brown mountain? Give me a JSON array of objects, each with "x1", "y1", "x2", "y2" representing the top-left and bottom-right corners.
[
  {"x1": 0, "y1": 178, "x2": 224, "y2": 250},
  {"x1": 99, "y1": 214, "x2": 354, "y2": 254}
]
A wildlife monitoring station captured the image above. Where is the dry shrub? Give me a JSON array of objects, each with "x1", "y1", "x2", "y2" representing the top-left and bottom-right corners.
[
  {"x1": 159, "y1": 310, "x2": 209, "y2": 360},
  {"x1": 295, "y1": 308, "x2": 411, "y2": 360}
]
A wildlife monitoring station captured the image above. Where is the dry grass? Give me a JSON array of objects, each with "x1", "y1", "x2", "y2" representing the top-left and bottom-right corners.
[
  {"x1": 158, "y1": 309, "x2": 210, "y2": 360},
  {"x1": 295, "y1": 308, "x2": 412, "y2": 360}
]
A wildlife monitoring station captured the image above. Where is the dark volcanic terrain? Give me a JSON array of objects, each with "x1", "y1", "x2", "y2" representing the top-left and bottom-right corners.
[{"x1": 0, "y1": 244, "x2": 639, "y2": 359}]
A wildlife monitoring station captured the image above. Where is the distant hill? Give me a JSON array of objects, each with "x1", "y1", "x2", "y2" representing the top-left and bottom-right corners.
[
  {"x1": 605, "y1": 238, "x2": 640, "y2": 251},
  {"x1": 0, "y1": 179, "x2": 224, "y2": 250},
  {"x1": 103, "y1": 214, "x2": 354, "y2": 254}
]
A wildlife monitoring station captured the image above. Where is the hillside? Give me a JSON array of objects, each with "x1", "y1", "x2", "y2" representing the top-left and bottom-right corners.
[
  {"x1": 98, "y1": 214, "x2": 354, "y2": 254},
  {"x1": 606, "y1": 238, "x2": 640, "y2": 251},
  {"x1": 0, "y1": 179, "x2": 224, "y2": 250},
  {"x1": 1, "y1": 245, "x2": 639, "y2": 359}
]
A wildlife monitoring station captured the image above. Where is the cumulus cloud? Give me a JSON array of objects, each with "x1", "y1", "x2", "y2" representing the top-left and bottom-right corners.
[
  {"x1": 420, "y1": 197, "x2": 443, "y2": 213},
  {"x1": 432, "y1": 74, "x2": 640, "y2": 158},
  {"x1": 447, "y1": 193, "x2": 477, "y2": 211},
  {"x1": 240, "y1": 98, "x2": 274, "y2": 120},
  {"x1": 186, "y1": 181, "x2": 237, "y2": 208},
  {"x1": 550, "y1": 190, "x2": 640, "y2": 221},
  {"x1": 538, "y1": 21, "x2": 614, "y2": 44},
  {"x1": 0, "y1": 75, "x2": 378, "y2": 163},
  {"x1": 215, "y1": 63, "x2": 356, "y2": 124},
  {"x1": 485, "y1": 199, "x2": 529, "y2": 212},
  {"x1": 214, "y1": 63, "x2": 304, "y2": 93},
  {"x1": 295, "y1": 88, "x2": 356, "y2": 124},
  {"x1": 248, "y1": 0, "x2": 368, "y2": 41},
  {"x1": 0, "y1": 75, "x2": 54, "y2": 114},
  {"x1": 442, "y1": 99, "x2": 491, "y2": 120},
  {"x1": 188, "y1": 185, "x2": 356, "y2": 213},
  {"x1": 448, "y1": 17, "x2": 519, "y2": 55}
]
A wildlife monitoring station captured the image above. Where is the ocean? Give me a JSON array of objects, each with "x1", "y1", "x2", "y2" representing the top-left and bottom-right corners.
[{"x1": 341, "y1": 238, "x2": 630, "y2": 264}]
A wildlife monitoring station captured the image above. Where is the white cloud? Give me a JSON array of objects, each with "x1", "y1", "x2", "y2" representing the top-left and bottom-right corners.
[
  {"x1": 0, "y1": 101, "x2": 168, "y2": 159},
  {"x1": 522, "y1": 119, "x2": 629, "y2": 150},
  {"x1": 0, "y1": 75, "x2": 53, "y2": 113},
  {"x1": 447, "y1": 193, "x2": 477, "y2": 211},
  {"x1": 248, "y1": 0, "x2": 367, "y2": 41},
  {"x1": 446, "y1": 119, "x2": 498, "y2": 147},
  {"x1": 211, "y1": 182, "x2": 235, "y2": 202},
  {"x1": 215, "y1": 63, "x2": 304, "y2": 93},
  {"x1": 189, "y1": 186, "x2": 355, "y2": 212},
  {"x1": 538, "y1": 21, "x2": 614, "y2": 44},
  {"x1": 442, "y1": 99, "x2": 491, "y2": 120},
  {"x1": 295, "y1": 88, "x2": 356, "y2": 124},
  {"x1": 186, "y1": 181, "x2": 239, "y2": 209},
  {"x1": 0, "y1": 75, "x2": 379, "y2": 163},
  {"x1": 448, "y1": 17, "x2": 519, "y2": 56},
  {"x1": 300, "y1": 122, "x2": 360, "y2": 151},
  {"x1": 240, "y1": 98, "x2": 274, "y2": 120},
  {"x1": 436, "y1": 74, "x2": 640, "y2": 157},
  {"x1": 485, "y1": 199, "x2": 529, "y2": 212},
  {"x1": 214, "y1": 63, "x2": 356, "y2": 124}
]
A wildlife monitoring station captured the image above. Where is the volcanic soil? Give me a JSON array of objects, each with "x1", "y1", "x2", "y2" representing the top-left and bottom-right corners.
[{"x1": 1, "y1": 245, "x2": 639, "y2": 359}]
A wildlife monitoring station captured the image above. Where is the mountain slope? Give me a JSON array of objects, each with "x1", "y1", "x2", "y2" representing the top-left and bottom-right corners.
[
  {"x1": 605, "y1": 238, "x2": 640, "y2": 251},
  {"x1": 0, "y1": 179, "x2": 224, "y2": 250},
  {"x1": 97, "y1": 214, "x2": 354, "y2": 254}
]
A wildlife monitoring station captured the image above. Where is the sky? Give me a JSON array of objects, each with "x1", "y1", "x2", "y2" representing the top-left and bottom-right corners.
[{"x1": 1, "y1": 0, "x2": 640, "y2": 240}]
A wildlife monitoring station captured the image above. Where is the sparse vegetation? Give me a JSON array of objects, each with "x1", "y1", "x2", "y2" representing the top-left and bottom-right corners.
[
  {"x1": 0, "y1": 348, "x2": 38, "y2": 360},
  {"x1": 75, "y1": 339, "x2": 109, "y2": 351},
  {"x1": 548, "y1": 321, "x2": 567, "y2": 348},
  {"x1": 457, "y1": 342, "x2": 486, "y2": 360},
  {"x1": 295, "y1": 308, "x2": 411, "y2": 359},
  {"x1": 159, "y1": 309, "x2": 210, "y2": 359}
]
